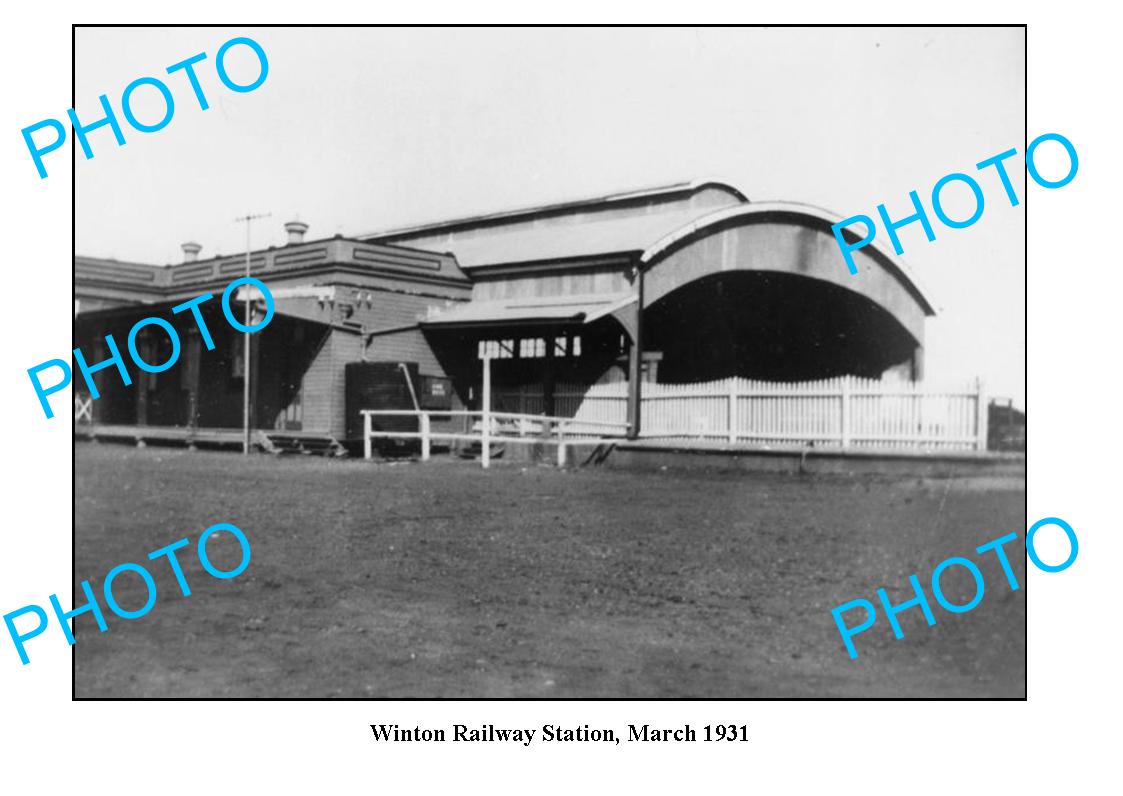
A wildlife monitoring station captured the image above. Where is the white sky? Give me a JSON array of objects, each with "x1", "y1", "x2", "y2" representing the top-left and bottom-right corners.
[{"x1": 73, "y1": 26, "x2": 1025, "y2": 404}]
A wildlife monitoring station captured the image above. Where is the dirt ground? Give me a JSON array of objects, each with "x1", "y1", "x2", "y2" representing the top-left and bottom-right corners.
[{"x1": 73, "y1": 443, "x2": 1026, "y2": 698}]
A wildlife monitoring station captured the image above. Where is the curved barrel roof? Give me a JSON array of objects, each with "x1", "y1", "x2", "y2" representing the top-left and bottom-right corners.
[{"x1": 361, "y1": 180, "x2": 935, "y2": 318}]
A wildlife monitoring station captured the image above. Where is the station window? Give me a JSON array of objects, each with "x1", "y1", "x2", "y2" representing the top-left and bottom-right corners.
[
  {"x1": 480, "y1": 335, "x2": 580, "y2": 359},
  {"x1": 520, "y1": 338, "x2": 546, "y2": 358},
  {"x1": 553, "y1": 334, "x2": 582, "y2": 357},
  {"x1": 478, "y1": 339, "x2": 515, "y2": 359}
]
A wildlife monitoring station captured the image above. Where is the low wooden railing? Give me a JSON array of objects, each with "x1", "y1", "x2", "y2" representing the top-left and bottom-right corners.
[{"x1": 360, "y1": 409, "x2": 629, "y2": 468}]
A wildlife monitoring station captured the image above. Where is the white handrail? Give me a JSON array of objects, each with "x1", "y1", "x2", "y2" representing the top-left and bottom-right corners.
[
  {"x1": 358, "y1": 408, "x2": 630, "y2": 430},
  {"x1": 361, "y1": 407, "x2": 629, "y2": 467}
]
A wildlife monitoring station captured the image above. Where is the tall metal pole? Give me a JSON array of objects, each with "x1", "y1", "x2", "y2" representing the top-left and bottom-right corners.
[
  {"x1": 235, "y1": 212, "x2": 271, "y2": 455},
  {"x1": 626, "y1": 266, "x2": 644, "y2": 439}
]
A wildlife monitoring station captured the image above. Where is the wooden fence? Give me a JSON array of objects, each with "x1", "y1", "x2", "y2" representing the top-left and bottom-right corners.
[
  {"x1": 495, "y1": 376, "x2": 988, "y2": 451},
  {"x1": 360, "y1": 409, "x2": 628, "y2": 468}
]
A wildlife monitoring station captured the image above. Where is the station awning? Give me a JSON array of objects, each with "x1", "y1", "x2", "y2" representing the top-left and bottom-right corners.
[
  {"x1": 231, "y1": 284, "x2": 341, "y2": 327},
  {"x1": 421, "y1": 292, "x2": 637, "y2": 329}
]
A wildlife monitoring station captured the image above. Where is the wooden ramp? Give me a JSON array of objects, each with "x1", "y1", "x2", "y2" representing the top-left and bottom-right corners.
[
  {"x1": 456, "y1": 440, "x2": 506, "y2": 460},
  {"x1": 258, "y1": 432, "x2": 347, "y2": 457}
]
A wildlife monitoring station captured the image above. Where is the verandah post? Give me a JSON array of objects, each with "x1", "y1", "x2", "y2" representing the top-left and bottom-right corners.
[
  {"x1": 626, "y1": 267, "x2": 644, "y2": 440},
  {"x1": 482, "y1": 354, "x2": 492, "y2": 469}
]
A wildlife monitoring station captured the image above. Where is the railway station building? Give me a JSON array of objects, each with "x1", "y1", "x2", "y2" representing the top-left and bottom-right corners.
[{"x1": 74, "y1": 180, "x2": 937, "y2": 451}]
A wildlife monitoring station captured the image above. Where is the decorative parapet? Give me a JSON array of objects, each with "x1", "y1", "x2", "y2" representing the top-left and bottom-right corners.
[{"x1": 76, "y1": 236, "x2": 469, "y2": 299}]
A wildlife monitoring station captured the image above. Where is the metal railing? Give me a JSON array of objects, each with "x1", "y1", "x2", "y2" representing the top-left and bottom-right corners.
[{"x1": 360, "y1": 409, "x2": 629, "y2": 468}]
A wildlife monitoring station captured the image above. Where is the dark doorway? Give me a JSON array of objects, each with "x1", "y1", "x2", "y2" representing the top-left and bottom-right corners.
[{"x1": 645, "y1": 271, "x2": 920, "y2": 383}]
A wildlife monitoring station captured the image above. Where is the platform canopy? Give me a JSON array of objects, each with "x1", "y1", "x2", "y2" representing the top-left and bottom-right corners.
[{"x1": 421, "y1": 292, "x2": 636, "y2": 329}]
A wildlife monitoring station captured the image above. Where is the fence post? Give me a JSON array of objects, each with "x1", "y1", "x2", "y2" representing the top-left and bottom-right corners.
[
  {"x1": 975, "y1": 378, "x2": 988, "y2": 451},
  {"x1": 728, "y1": 378, "x2": 738, "y2": 444},
  {"x1": 482, "y1": 355, "x2": 491, "y2": 469},
  {"x1": 916, "y1": 383, "x2": 925, "y2": 447},
  {"x1": 840, "y1": 377, "x2": 851, "y2": 448},
  {"x1": 556, "y1": 420, "x2": 566, "y2": 467},
  {"x1": 363, "y1": 412, "x2": 371, "y2": 460},
  {"x1": 420, "y1": 412, "x2": 431, "y2": 461}
]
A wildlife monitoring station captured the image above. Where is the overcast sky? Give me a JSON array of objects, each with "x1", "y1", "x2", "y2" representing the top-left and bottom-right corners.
[{"x1": 75, "y1": 26, "x2": 1025, "y2": 404}]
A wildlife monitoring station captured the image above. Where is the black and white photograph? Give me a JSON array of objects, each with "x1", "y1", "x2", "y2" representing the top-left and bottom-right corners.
[{"x1": 70, "y1": 26, "x2": 1026, "y2": 699}]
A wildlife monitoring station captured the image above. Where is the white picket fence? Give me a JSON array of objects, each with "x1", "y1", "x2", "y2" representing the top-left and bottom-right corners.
[{"x1": 494, "y1": 376, "x2": 988, "y2": 451}]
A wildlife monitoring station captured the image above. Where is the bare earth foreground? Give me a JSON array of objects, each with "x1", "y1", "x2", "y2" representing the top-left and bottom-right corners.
[{"x1": 74, "y1": 444, "x2": 1026, "y2": 698}]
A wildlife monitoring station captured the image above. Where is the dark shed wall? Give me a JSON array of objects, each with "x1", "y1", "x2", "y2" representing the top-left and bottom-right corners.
[{"x1": 338, "y1": 291, "x2": 466, "y2": 438}]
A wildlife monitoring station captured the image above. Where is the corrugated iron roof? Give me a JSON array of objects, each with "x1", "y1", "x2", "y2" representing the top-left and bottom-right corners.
[
  {"x1": 402, "y1": 204, "x2": 736, "y2": 269},
  {"x1": 360, "y1": 180, "x2": 749, "y2": 269},
  {"x1": 361, "y1": 179, "x2": 747, "y2": 240}
]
